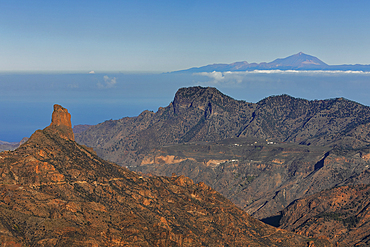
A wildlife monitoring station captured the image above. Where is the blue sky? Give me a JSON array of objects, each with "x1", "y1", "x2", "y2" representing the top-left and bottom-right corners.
[{"x1": 1, "y1": 0, "x2": 370, "y2": 72}]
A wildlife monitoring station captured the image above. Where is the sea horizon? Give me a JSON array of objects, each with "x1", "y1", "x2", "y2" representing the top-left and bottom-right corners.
[{"x1": 1, "y1": 71, "x2": 370, "y2": 142}]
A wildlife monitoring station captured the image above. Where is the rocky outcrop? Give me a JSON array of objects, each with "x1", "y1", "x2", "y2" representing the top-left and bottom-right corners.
[
  {"x1": 0, "y1": 105, "x2": 331, "y2": 246},
  {"x1": 51, "y1": 104, "x2": 72, "y2": 128},
  {"x1": 279, "y1": 184, "x2": 370, "y2": 246},
  {"x1": 47, "y1": 104, "x2": 74, "y2": 141}
]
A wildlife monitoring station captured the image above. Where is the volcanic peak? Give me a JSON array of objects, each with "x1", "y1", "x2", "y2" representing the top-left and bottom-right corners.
[{"x1": 268, "y1": 52, "x2": 328, "y2": 68}]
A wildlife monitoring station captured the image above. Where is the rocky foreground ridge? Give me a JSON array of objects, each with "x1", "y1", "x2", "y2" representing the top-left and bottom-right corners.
[{"x1": 0, "y1": 105, "x2": 331, "y2": 246}]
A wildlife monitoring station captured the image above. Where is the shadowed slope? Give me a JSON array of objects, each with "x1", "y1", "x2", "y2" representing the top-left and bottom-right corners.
[
  {"x1": 0, "y1": 105, "x2": 331, "y2": 246},
  {"x1": 279, "y1": 184, "x2": 370, "y2": 246},
  {"x1": 74, "y1": 87, "x2": 370, "y2": 222},
  {"x1": 76, "y1": 87, "x2": 370, "y2": 167}
]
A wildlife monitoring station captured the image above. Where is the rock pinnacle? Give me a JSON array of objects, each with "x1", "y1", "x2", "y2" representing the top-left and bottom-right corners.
[
  {"x1": 48, "y1": 104, "x2": 74, "y2": 141},
  {"x1": 51, "y1": 104, "x2": 72, "y2": 128}
]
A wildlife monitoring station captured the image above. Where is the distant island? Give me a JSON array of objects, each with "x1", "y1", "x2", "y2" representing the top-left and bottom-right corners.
[{"x1": 172, "y1": 52, "x2": 370, "y2": 73}]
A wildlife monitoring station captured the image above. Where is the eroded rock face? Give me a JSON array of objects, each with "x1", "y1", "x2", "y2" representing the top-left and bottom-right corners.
[
  {"x1": 0, "y1": 105, "x2": 331, "y2": 246},
  {"x1": 76, "y1": 86, "x2": 370, "y2": 168},
  {"x1": 134, "y1": 141, "x2": 370, "y2": 220},
  {"x1": 51, "y1": 104, "x2": 72, "y2": 128},
  {"x1": 279, "y1": 184, "x2": 370, "y2": 246},
  {"x1": 47, "y1": 104, "x2": 74, "y2": 141}
]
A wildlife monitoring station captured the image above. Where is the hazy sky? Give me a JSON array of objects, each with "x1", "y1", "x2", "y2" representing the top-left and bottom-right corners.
[{"x1": 1, "y1": 0, "x2": 370, "y2": 72}]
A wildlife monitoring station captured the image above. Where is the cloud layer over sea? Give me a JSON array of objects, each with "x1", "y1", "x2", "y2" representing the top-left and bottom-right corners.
[
  {"x1": 1, "y1": 71, "x2": 370, "y2": 142},
  {"x1": 196, "y1": 69, "x2": 370, "y2": 83}
]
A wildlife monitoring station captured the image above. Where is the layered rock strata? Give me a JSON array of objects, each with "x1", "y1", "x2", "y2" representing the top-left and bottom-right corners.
[{"x1": 0, "y1": 105, "x2": 331, "y2": 246}]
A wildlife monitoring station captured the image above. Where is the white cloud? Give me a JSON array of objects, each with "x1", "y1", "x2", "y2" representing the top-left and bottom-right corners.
[
  {"x1": 97, "y1": 75, "x2": 117, "y2": 88},
  {"x1": 245, "y1": 70, "x2": 370, "y2": 75},
  {"x1": 104, "y1": 75, "x2": 117, "y2": 87},
  {"x1": 194, "y1": 70, "x2": 370, "y2": 84},
  {"x1": 197, "y1": 71, "x2": 225, "y2": 81},
  {"x1": 194, "y1": 71, "x2": 248, "y2": 84},
  {"x1": 89, "y1": 70, "x2": 95, "y2": 74}
]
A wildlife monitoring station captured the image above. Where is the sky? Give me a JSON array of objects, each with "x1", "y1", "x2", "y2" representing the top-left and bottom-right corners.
[
  {"x1": 2, "y1": 0, "x2": 370, "y2": 142},
  {"x1": 1, "y1": 0, "x2": 370, "y2": 72}
]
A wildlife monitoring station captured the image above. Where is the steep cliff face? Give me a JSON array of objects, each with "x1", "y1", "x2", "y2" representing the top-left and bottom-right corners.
[
  {"x1": 48, "y1": 104, "x2": 75, "y2": 141},
  {"x1": 76, "y1": 87, "x2": 370, "y2": 167},
  {"x1": 279, "y1": 184, "x2": 370, "y2": 246},
  {"x1": 76, "y1": 86, "x2": 256, "y2": 166},
  {"x1": 51, "y1": 104, "x2": 72, "y2": 129},
  {"x1": 251, "y1": 95, "x2": 370, "y2": 147},
  {"x1": 0, "y1": 105, "x2": 330, "y2": 246}
]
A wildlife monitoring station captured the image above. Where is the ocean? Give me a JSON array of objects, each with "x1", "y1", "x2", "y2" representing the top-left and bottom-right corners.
[{"x1": 1, "y1": 71, "x2": 370, "y2": 142}]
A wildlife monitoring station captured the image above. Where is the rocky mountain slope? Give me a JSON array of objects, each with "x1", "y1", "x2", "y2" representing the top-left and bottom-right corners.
[
  {"x1": 133, "y1": 139, "x2": 370, "y2": 220},
  {"x1": 72, "y1": 124, "x2": 92, "y2": 134},
  {"x1": 76, "y1": 86, "x2": 370, "y2": 166},
  {"x1": 0, "y1": 105, "x2": 330, "y2": 246},
  {"x1": 279, "y1": 184, "x2": 370, "y2": 246},
  {"x1": 75, "y1": 86, "x2": 370, "y2": 220}
]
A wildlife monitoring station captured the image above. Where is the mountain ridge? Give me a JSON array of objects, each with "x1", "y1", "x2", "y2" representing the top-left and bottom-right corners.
[
  {"x1": 75, "y1": 86, "x2": 370, "y2": 223},
  {"x1": 0, "y1": 104, "x2": 331, "y2": 246},
  {"x1": 76, "y1": 86, "x2": 370, "y2": 167},
  {"x1": 172, "y1": 52, "x2": 370, "y2": 73}
]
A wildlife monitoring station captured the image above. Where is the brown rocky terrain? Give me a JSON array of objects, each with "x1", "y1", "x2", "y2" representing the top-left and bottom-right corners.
[
  {"x1": 75, "y1": 86, "x2": 370, "y2": 220},
  {"x1": 0, "y1": 105, "x2": 331, "y2": 246},
  {"x1": 279, "y1": 184, "x2": 370, "y2": 246},
  {"x1": 132, "y1": 139, "x2": 370, "y2": 220},
  {"x1": 72, "y1": 124, "x2": 92, "y2": 134}
]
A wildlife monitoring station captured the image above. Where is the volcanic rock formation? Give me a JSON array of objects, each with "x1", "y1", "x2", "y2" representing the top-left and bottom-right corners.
[
  {"x1": 49, "y1": 104, "x2": 74, "y2": 141},
  {"x1": 75, "y1": 87, "x2": 370, "y2": 220},
  {"x1": 0, "y1": 105, "x2": 331, "y2": 246},
  {"x1": 133, "y1": 138, "x2": 370, "y2": 220},
  {"x1": 76, "y1": 86, "x2": 370, "y2": 167},
  {"x1": 279, "y1": 184, "x2": 370, "y2": 246}
]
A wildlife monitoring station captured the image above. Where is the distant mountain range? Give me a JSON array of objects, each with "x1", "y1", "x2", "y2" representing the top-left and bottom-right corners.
[
  {"x1": 173, "y1": 52, "x2": 370, "y2": 73},
  {"x1": 0, "y1": 137, "x2": 28, "y2": 152}
]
